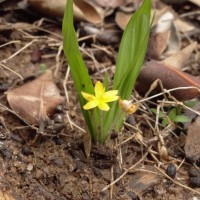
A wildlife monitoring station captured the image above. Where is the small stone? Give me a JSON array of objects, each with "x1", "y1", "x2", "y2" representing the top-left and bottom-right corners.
[
  {"x1": 56, "y1": 105, "x2": 64, "y2": 113},
  {"x1": 127, "y1": 191, "x2": 139, "y2": 200},
  {"x1": 189, "y1": 167, "x2": 200, "y2": 177},
  {"x1": 53, "y1": 114, "x2": 63, "y2": 123},
  {"x1": 35, "y1": 169, "x2": 44, "y2": 180},
  {"x1": 49, "y1": 157, "x2": 64, "y2": 167},
  {"x1": 190, "y1": 177, "x2": 200, "y2": 188},
  {"x1": 166, "y1": 164, "x2": 176, "y2": 178},
  {"x1": 53, "y1": 136, "x2": 62, "y2": 145},
  {"x1": 82, "y1": 192, "x2": 90, "y2": 200},
  {"x1": 27, "y1": 163, "x2": 34, "y2": 171},
  {"x1": 22, "y1": 146, "x2": 32, "y2": 156}
]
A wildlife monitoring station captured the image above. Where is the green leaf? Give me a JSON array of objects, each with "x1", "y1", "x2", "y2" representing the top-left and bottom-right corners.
[
  {"x1": 151, "y1": 108, "x2": 165, "y2": 118},
  {"x1": 168, "y1": 108, "x2": 177, "y2": 120},
  {"x1": 162, "y1": 119, "x2": 169, "y2": 127},
  {"x1": 173, "y1": 115, "x2": 190, "y2": 123},
  {"x1": 102, "y1": 0, "x2": 151, "y2": 142},
  {"x1": 184, "y1": 100, "x2": 197, "y2": 107},
  {"x1": 103, "y1": 71, "x2": 109, "y2": 91},
  {"x1": 62, "y1": 0, "x2": 99, "y2": 141}
]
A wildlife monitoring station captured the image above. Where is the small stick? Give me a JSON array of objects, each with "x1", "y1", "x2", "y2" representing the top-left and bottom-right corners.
[
  {"x1": 102, "y1": 151, "x2": 149, "y2": 192},
  {"x1": 155, "y1": 165, "x2": 200, "y2": 196},
  {"x1": 1, "y1": 39, "x2": 37, "y2": 63},
  {"x1": 0, "y1": 63, "x2": 23, "y2": 80}
]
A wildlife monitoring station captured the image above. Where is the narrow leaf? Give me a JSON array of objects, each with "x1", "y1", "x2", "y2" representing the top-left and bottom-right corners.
[
  {"x1": 62, "y1": 0, "x2": 98, "y2": 140},
  {"x1": 102, "y1": 0, "x2": 151, "y2": 142},
  {"x1": 173, "y1": 115, "x2": 190, "y2": 123}
]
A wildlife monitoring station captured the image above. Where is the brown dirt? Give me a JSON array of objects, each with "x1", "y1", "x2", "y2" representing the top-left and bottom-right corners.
[{"x1": 0, "y1": 1, "x2": 200, "y2": 200}]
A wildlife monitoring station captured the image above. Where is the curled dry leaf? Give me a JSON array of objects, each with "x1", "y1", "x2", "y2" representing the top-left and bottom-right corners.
[
  {"x1": 147, "y1": 9, "x2": 181, "y2": 59},
  {"x1": 115, "y1": 11, "x2": 132, "y2": 30},
  {"x1": 174, "y1": 19, "x2": 195, "y2": 33},
  {"x1": 7, "y1": 71, "x2": 64, "y2": 125},
  {"x1": 81, "y1": 23, "x2": 121, "y2": 44},
  {"x1": 27, "y1": 0, "x2": 102, "y2": 24},
  {"x1": 94, "y1": 0, "x2": 125, "y2": 8},
  {"x1": 163, "y1": 42, "x2": 197, "y2": 69},
  {"x1": 136, "y1": 60, "x2": 200, "y2": 101}
]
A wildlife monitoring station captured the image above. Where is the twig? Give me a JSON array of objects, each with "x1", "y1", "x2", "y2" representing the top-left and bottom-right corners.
[
  {"x1": 0, "y1": 63, "x2": 23, "y2": 80},
  {"x1": 155, "y1": 165, "x2": 200, "y2": 196},
  {"x1": 1, "y1": 39, "x2": 37, "y2": 64},
  {"x1": 102, "y1": 151, "x2": 149, "y2": 192}
]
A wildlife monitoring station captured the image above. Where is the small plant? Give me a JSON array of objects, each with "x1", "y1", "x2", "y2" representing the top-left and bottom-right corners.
[
  {"x1": 151, "y1": 106, "x2": 190, "y2": 127},
  {"x1": 62, "y1": 0, "x2": 151, "y2": 143}
]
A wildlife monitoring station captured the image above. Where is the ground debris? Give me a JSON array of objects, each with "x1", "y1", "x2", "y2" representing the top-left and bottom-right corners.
[{"x1": 184, "y1": 117, "x2": 200, "y2": 162}]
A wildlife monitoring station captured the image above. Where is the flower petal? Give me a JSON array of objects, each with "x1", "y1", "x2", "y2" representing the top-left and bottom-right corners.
[
  {"x1": 104, "y1": 90, "x2": 118, "y2": 97},
  {"x1": 81, "y1": 91, "x2": 96, "y2": 101},
  {"x1": 98, "y1": 102, "x2": 110, "y2": 111},
  {"x1": 103, "y1": 91, "x2": 119, "y2": 102},
  {"x1": 83, "y1": 101, "x2": 98, "y2": 110},
  {"x1": 95, "y1": 81, "x2": 105, "y2": 98}
]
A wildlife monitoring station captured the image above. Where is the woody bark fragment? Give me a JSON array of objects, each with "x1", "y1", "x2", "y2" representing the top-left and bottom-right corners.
[{"x1": 137, "y1": 60, "x2": 200, "y2": 101}]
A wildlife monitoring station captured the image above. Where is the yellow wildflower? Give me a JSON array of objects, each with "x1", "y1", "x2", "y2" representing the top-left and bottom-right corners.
[
  {"x1": 119, "y1": 97, "x2": 138, "y2": 114},
  {"x1": 81, "y1": 81, "x2": 118, "y2": 111}
]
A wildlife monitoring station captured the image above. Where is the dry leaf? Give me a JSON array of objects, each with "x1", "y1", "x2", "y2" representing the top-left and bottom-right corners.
[
  {"x1": 147, "y1": 31, "x2": 170, "y2": 59},
  {"x1": 163, "y1": 42, "x2": 197, "y2": 69},
  {"x1": 137, "y1": 60, "x2": 200, "y2": 101},
  {"x1": 147, "y1": 9, "x2": 181, "y2": 59},
  {"x1": 82, "y1": 24, "x2": 121, "y2": 44},
  {"x1": 27, "y1": 0, "x2": 102, "y2": 24},
  {"x1": 83, "y1": 132, "x2": 91, "y2": 158},
  {"x1": 115, "y1": 11, "x2": 132, "y2": 30},
  {"x1": 94, "y1": 0, "x2": 125, "y2": 8},
  {"x1": 185, "y1": 117, "x2": 200, "y2": 162},
  {"x1": 7, "y1": 71, "x2": 64, "y2": 125},
  {"x1": 189, "y1": 0, "x2": 200, "y2": 7},
  {"x1": 175, "y1": 19, "x2": 195, "y2": 33}
]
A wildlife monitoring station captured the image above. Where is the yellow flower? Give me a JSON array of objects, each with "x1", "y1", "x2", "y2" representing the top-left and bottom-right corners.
[
  {"x1": 81, "y1": 81, "x2": 119, "y2": 111},
  {"x1": 119, "y1": 97, "x2": 138, "y2": 114}
]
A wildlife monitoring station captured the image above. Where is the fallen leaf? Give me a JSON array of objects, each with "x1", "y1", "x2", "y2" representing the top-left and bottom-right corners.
[
  {"x1": 94, "y1": 0, "x2": 125, "y2": 8},
  {"x1": 147, "y1": 31, "x2": 170, "y2": 59},
  {"x1": 189, "y1": 0, "x2": 200, "y2": 7},
  {"x1": 83, "y1": 132, "x2": 91, "y2": 158},
  {"x1": 136, "y1": 60, "x2": 200, "y2": 101},
  {"x1": 115, "y1": 11, "x2": 132, "y2": 30},
  {"x1": 27, "y1": 0, "x2": 102, "y2": 24},
  {"x1": 184, "y1": 117, "x2": 200, "y2": 162},
  {"x1": 147, "y1": 9, "x2": 181, "y2": 59},
  {"x1": 81, "y1": 23, "x2": 121, "y2": 44},
  {"x1": 175, "y1": 19, "x2": 195, "y2": 33},
  {"x1": 163, "y1": 42, "x2": 197, "y2": 69},
  {"x1": 7, "y1": 71, "x2": 64, "y2": 125}
]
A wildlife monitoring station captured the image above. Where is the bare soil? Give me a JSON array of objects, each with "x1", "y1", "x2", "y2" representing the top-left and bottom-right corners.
[{"x1": 0, "y1": 1, "x2": 200, "y2": 200}]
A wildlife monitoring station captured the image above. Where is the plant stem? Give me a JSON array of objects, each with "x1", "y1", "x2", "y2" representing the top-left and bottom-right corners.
[
  {"x1": 102, "y1": 110, "x2": 124, "y2": 142},
  {"x1": 91, "y1": 110, "x2": 98, "y2": 142},
  {"x1": 100, "y1": 110, "x2": 103, "y2": 142}
]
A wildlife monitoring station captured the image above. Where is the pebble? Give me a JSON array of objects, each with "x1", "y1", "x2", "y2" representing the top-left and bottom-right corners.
[
  {"x1": 166, "y1": 164, "x2": 176, "y2": 178},
  {"x1": 53, "y1": 136, "x2": 62, "y2": 145},
  {"x1": 55, "y1": 105, "x2": 64, "y2": 113},
  {"x1": 22, "y1": 146, "x2": 32, "y2": 156},
  {"x1": 27, "y1": 163, "x2": 34, "y2": 171},
  {"x1": 82, "y1": 193, "x2": 90, "y2": 200},
  {"x1": 127, "y1": 191, "x2": 139, "y2": 200},
  {"x1": 190, "y1": 177, "x2": 200, "y2": 188},
  {"x1": 53, "y1": 114, "x2": 63, "y2": 123}
]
